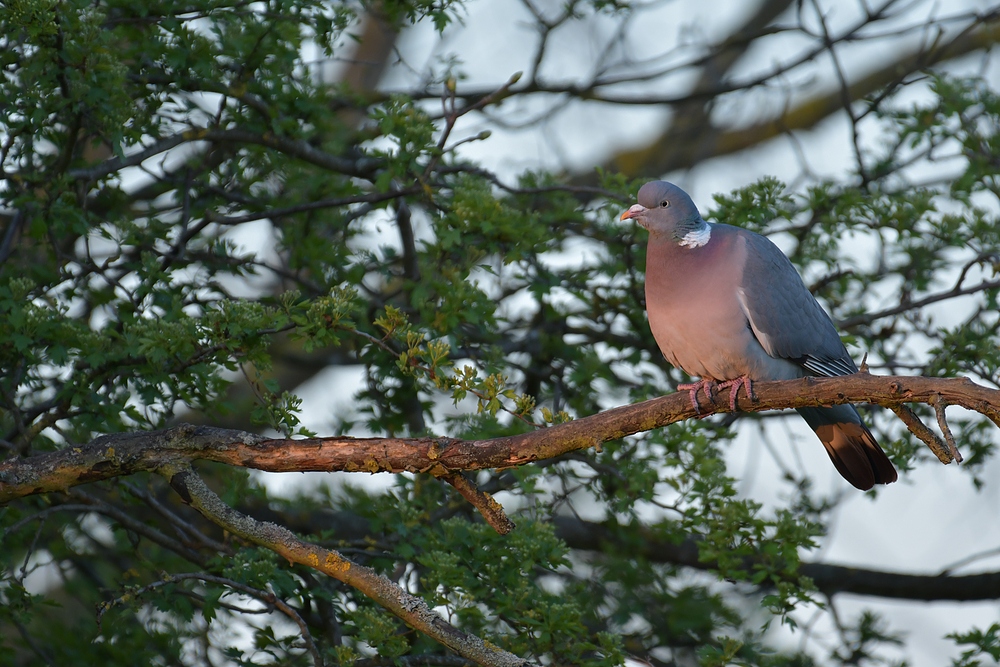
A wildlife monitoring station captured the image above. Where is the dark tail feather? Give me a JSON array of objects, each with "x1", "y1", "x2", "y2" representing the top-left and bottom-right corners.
[{"x1": 796, "y1": 406, "x2": 898, "y2": 490}]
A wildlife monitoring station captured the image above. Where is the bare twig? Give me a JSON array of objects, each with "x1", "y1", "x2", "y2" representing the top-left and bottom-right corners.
[
  {"x1": 811, "y1": 0, "x2": 867, "y2": 181},
  {"x1": 932, "y1": 395, "x2": 964, "y2": 464},
  {"x1": 888, "y1": 403, "x2": 953, "y2": 464},
  {"x1": 440, "y1": 472, "x2": 515, "y2": 535},
  {"x1": 422, "y1": 72, "x2": 523, "y2": 180},
  {"x1": 10, "y1": 617, "x2": 56, "y2": 667}
]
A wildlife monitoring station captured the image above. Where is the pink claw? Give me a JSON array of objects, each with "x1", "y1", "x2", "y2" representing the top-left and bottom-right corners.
[
  {"x1": 716, "y1": 375, "x2": 755, "y2": 411},
  {"x1": 678, "y1": 376, "x2": 756, "y2": 414},
  {"x1": 677, "y1": 378, "x2": 717, "y2": 414}
]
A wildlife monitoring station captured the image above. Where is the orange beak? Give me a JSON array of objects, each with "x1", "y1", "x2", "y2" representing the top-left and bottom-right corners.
[{"x1": 620, "y1": 204, "x2": 645, "y2": 221}]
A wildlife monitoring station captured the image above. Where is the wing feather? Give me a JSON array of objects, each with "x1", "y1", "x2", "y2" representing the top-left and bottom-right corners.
[{"x1": 734, "y1": 229, "x2": 857, "y2": 378}]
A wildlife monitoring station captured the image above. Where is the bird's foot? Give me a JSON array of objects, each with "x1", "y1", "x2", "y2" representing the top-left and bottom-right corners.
[
  {"x1": 716, "y1": 375, "x2": 755, "y2": 411},
  {"x1": 676, "y1": 379, "x2": 717, "y2": 414}
]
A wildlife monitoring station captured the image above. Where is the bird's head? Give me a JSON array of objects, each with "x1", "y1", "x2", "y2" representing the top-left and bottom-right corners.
[{"x1": 620, "y1": 181, "x2": 710, "y2": 247}]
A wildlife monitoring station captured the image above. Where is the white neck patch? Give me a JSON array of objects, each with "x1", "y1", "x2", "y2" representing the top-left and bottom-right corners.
[{"x1": 678, "y1": 222, "x2": 711, "y2": 248}]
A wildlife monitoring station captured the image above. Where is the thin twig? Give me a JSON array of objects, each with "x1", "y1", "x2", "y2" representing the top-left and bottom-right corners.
[
  {"x1": 440, "y1": 472, "x2": 515, "y2": 535},
  {"x1": 931, "y1": 395, "x2": 963, "y2": 464},
  {"x1": 888, "y1": 403, "x2": 952, "y2": 464},
  {"x1": 2, "y1": 503, "x2": 93, "y2": 537},
  {"x1": 121, "y1": 481, "x2": 231, "y2": 553},
  {"x1": 205, "y1": 187, "x2": 422, "y2": 226},
  {"x1": 421, "y1": 72, "x2": 523, "y2": 180},
  {"x1": 68, "y1": 127, "x2": 378, "y2": 182},
  {"x1": 68, "y1": 488, "x2": 209, "y2": 564},
  {"x1": 838, "y1": 278, "x2": 1000, "y2": 329}
]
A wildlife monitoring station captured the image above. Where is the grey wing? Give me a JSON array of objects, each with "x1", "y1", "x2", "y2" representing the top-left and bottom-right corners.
[{"x1": 735, "y1": 230, "x2": 857, "y2": 377}]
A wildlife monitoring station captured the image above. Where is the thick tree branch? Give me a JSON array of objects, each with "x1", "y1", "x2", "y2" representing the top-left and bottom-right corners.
[
  {"x1": 246, "y1": 502, "x2": 1000, "y2": 603},
  {"x1": 551, "y1": 517, "x2": 1000, "y2": 602},
  {"x1": 2, "y1": 372, "x2": 997, "y2": 505},
  {"x1": 601, "y1": 14, "x2": 1000, "y2": 178},
  {"x1": 162, "y1": 465, "x2": 533, "y2": 667},
  {"x1": 628, "y1": 0, "x2": 794, "y2": 173}
]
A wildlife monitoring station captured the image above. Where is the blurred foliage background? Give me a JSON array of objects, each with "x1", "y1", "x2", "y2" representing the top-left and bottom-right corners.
[{"x1": 2, "y1": 0, "x2": 1000, "y2": 665}]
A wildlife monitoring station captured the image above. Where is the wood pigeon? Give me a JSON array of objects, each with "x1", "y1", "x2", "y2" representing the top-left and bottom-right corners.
[{"x1": 622, "y1": 180, "x2": 897, "y2": 490}]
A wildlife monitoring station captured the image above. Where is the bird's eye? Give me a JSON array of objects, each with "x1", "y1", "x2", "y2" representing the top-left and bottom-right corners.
[{"x1": 659, "y1": 199, "x2": 670, "y2": 208}]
